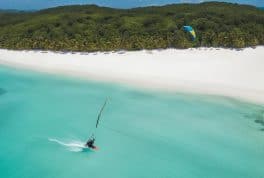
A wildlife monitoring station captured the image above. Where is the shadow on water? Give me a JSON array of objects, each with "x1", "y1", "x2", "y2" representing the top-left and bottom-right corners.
[
  {"x1": 255, "y1": 119, "x2": 264, "y2": 126},
  {"x1": 245, "y1": 109, "x2": 264, "y2": 131},
  {"x1": 255, "y1": 110, "x2": 264, "y2": 127},
  {"x1": 0, "y1": 88, "x2": 7, "y2": 96}
]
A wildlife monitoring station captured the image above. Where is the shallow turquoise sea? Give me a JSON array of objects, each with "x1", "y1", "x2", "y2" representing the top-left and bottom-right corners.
[{"x1": 0, "y1": 66, "x2": 264, "y2": 178}]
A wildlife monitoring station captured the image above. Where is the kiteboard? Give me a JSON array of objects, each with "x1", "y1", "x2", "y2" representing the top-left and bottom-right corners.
[
  {"x1": 85, "y1": 145, "x2": 99, "y2": 151},
  {"x1": 91, "y1": 146, "x2": 99, "y2": 151}
]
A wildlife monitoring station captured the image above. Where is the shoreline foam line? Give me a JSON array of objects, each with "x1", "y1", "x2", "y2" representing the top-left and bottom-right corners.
[{"x1": 0, "y1": 47, "x2": 264, "y2": 104}]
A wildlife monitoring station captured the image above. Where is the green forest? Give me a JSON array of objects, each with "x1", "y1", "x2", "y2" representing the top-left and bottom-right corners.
[{"x1": 0, "y1": 2, "x2": 264, "y2": 51}]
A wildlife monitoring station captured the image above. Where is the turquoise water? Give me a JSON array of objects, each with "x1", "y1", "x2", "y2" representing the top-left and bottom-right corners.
[{"x1": 0, "y1": 66, "x2": 264, "y2": 178}]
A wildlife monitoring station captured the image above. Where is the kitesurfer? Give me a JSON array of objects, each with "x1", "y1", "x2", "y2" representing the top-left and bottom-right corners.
[
  {"x1": 85, "y1": 135, "x2": 96, "y2": 149},
  {"x1": 85, "y1": 99, "x2": 108, "y2": 150}
]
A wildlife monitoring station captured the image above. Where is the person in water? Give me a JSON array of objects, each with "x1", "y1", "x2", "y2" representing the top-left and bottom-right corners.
[{"x1": 85, "y1": 135, "x2": 96, "y2": 148}]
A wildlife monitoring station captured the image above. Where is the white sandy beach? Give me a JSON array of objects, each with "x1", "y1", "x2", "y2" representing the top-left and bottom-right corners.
[{"x1": 0, "y1": 47, "x2": 264, "y2": 104}]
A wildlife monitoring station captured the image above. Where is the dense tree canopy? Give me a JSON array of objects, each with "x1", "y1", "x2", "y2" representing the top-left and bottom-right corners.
[{"x1": 0, "y1": 2, "x2": 263, "y2": 51}]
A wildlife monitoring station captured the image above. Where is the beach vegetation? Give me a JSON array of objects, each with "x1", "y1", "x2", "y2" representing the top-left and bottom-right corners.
[{"x1": 0, "y1": 2, "x2": 263, "y2": 51}]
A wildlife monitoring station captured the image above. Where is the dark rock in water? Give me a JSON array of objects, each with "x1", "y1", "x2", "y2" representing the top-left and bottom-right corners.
[
  {"x1": 255, "y1": 119, "x2": 264, "y2": 126},
  {"x1": 244, "y1": 110, "x2": 264, "y2": 131},
  {"x1": 0, "y1": 88, "x2": 7, "y2": 95}
]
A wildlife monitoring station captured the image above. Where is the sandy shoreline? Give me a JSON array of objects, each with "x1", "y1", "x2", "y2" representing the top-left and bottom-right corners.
[{"x1": 0, "y1": 47, "x2": 264, "y2": 104}]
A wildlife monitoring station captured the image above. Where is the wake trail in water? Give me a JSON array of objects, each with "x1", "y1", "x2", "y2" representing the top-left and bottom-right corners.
[{"x1": 49, "y1": 138, "x2": 86, "y2": 152}]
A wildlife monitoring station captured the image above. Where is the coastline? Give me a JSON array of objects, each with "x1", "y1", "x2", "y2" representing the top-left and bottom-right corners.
[{"x1": 0, "y1": 47, "x2": 264, "y2": 104}]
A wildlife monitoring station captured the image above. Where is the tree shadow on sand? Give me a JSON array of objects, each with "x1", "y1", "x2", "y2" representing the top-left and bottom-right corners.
[{"x1": 0, "y1": 88, "x2": 7, "y2": 96}]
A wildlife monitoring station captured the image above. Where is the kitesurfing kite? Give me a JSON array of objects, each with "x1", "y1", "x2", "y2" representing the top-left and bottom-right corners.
[
  {"x1": 85, "y1": 98, "x2": 109, "y2": 150},
  {"x1": 183, "y1": 26, "x2": 196, "y2": 40}
]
